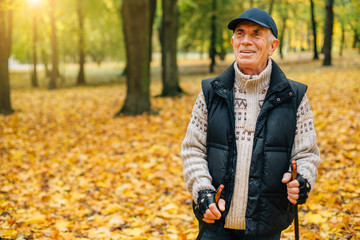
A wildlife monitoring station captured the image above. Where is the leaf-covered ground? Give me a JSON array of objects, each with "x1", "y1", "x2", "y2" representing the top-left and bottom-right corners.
[{"x1": 1, "y1": 54, "x2": 359, "y2": 239}]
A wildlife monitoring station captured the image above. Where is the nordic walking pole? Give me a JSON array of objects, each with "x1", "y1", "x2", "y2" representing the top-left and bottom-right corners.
[
  {"x1": 291, "y1": 160, "x2": 300, "y2": 240},
  {"x1": 196, "y1": 184, "x2": 224, "y2": 240}
]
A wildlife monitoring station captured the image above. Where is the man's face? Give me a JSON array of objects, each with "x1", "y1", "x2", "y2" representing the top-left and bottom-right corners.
[{"x1": 231, "y1": 21, "x2": 279, "y2": 75}]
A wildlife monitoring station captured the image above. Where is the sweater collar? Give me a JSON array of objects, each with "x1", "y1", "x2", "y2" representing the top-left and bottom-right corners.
[
  {"x1": 234, "y1": 59, "x2": 272, "y2": 91},
  {"x1": 213, "y1": 58, "x2": 291, "y2": 95}
]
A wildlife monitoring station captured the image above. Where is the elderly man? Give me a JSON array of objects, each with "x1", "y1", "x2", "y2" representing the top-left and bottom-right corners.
[{"x1": 181, "y1": 8, "x2": 321, "y2": 239}]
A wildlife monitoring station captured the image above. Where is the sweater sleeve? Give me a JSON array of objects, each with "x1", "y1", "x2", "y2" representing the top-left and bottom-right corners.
[
  {"x1": 181, "y1": 90, "x2": 215, "y2": 202},
  {"x1": 290, "y1": 94, "x2": 321, "y2": 189}
]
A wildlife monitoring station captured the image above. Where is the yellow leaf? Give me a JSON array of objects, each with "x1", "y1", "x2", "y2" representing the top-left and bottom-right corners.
[
  {"x1": 0, "y1": 229, "x2": 18, "y2": 238},
  {"x1": 306, "y1": 212, "x2": 327, "y2": 225},
  {"x1": 24, "y1": 214, "x2": 46, "y2": 225},
  {"x1": 55, "y1": 220, "x2": 69, "y2": 231},
  {"x1": 103, "y1": 204, "x2": 122, "y2": 215},
  {"x1": 122, "y1": 227, "x2": 144, "y2": 237}
]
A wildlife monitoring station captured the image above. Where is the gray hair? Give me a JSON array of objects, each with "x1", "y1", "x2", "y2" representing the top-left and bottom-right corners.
[{"x1": 267, "y1": 31, "x2": 277, "y2": 43}]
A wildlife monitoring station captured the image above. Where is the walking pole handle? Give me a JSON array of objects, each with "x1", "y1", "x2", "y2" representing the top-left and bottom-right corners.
[
  {"x1": 196, "y1": 184, "x2": 224, "y2": 240},
  {"x1": 214, "y1": 185, "x2": 224, "y2": 203},
  {"x1": 291, "y1": 160, "x2": 297, "y2": 180}
]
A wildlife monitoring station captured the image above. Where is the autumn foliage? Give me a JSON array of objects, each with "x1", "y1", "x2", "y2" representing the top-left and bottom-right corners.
[{"x1": 1, "y1": 55, "x2": 359, "y2": 239}]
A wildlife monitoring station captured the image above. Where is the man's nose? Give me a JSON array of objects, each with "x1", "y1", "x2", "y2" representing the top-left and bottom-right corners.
[{"x1": 241, "y1": 34, "x2": 251, "y2": 45}]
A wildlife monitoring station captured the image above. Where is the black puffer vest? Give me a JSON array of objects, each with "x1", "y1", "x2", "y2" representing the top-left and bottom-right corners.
[{"x1": 197, "y1": 60, "x2": 307, "y2": 236}]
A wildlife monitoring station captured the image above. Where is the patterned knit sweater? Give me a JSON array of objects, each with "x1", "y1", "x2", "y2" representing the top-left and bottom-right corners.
[{"x1": 181, "y1": 59, "x2": 321, "y2": 230}]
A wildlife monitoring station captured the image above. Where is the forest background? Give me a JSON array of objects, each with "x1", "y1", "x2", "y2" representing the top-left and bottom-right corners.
[{"x1": 0, "y1": 0, "x2": 359, "y2": 239}]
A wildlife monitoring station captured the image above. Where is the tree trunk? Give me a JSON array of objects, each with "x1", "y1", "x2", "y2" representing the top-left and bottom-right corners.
[
  {"x1": 6, "y1": 1, "x2": 12, "y2": 55},
  {"x1": 268, "y1": 0, "x2": 275, "y2": 15},
  {"x1": 310, "y1": 0, "x2": 319, "y2": 60},
  {"x1": 148, "y1": 0, "x2": 156, "y2": 63},
  {"x1": 249, "y1": 0, "x2": 254, "y2": 8},
  {"x1": 352, "y1": 28, "x2": 359, "y2": 50},
  {"x1": 352, "y1": 30, "x2": 357, "y2": 48},
  {"x1": 322, "y1": 0, "x2": 334, "y2": 66},
  {"x1": 32, "y1": 14, "x2": 39, "y2": 87},
  {"x1": 77, "y1": 0, "x2": 86, "y2": 85},
  {"x1": 279, "y1": 17, "x2": 287, "y2": 59},
  {"x1": 116, "y1": 0, "x2": 155, "y2": 116},
  {"x1": 219, "y1": 30, "x2": 226, "y2": 61},
  {"x1": 49, "y1": 0, "x2": 58, "y2": 89},
  {"x1": 209, "y1": 0, "x2": 216, "y2": 73},
  {"x1": 41, "y1": 48, "x2": 50, "y2": 77},
  {"x1": 160, "y1": 0, "x2": 182, "y2": 97},
  {"x1": 340, "y1": 22, "x2": 345, "y2": 57},
  {"x1": 0, "y1": 0, "x2": 14, "y2": 115}
]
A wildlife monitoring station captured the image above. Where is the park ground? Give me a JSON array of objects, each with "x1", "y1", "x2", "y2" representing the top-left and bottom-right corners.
[{"x1": 0, "y1": 51, "x2": 360, "y2": 239}]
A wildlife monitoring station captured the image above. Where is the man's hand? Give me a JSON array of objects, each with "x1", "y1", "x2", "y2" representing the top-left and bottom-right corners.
[
  {"x1": 202, "y1": 199, "x2": 226, "y2": 223},
  {"x1": 282, "y1": 172, "x2": 299, "y2": 205},
  {"x1": 196, "y1": 189, "x2": 226, "y2": 224},
  {"x1": 282, "y1": 172, "x2": 311, "y2": 205}
]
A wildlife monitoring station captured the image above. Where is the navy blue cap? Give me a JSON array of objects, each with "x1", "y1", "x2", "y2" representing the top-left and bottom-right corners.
[{"x1": 228, "y1": 8, "x2": 278, "y2": 38}]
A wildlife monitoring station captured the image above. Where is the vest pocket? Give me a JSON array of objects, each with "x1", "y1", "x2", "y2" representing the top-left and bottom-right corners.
[
  {"x1": 262, "y1": 148, "x2": 290, "y2": 193},
  {"x1": 207, "y1": 144, "x2": 229, "y2": 188},
  {"x1": 259, "y1": 192, "x2": 292, "y2": 233}
]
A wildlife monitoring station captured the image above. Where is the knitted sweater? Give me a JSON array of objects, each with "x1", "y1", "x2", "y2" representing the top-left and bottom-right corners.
[{"x1": 181, "y1": 59, "x2": 321, "y2": 230}]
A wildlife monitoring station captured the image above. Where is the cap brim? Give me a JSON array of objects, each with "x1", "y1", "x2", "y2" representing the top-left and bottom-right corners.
[{"x1": 228, "y1": 17, "x2": 271, "y2": 31}]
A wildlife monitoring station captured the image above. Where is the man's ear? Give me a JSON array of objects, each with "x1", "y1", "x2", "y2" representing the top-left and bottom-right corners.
[
  {"x1": 269, "y1": 39, "x2": 280, "y2": 56},
  {"x1": 231, "y1": 35, "x2": 234, "y2": 46}
]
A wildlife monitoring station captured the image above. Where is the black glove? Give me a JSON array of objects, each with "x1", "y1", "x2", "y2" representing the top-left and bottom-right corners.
[
  {"x1": 296, "y1": 174, "x2": 311, "y2": 204},
  {"x1": 195, "y1": 189, "x2": 216, "y2": 219}
]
